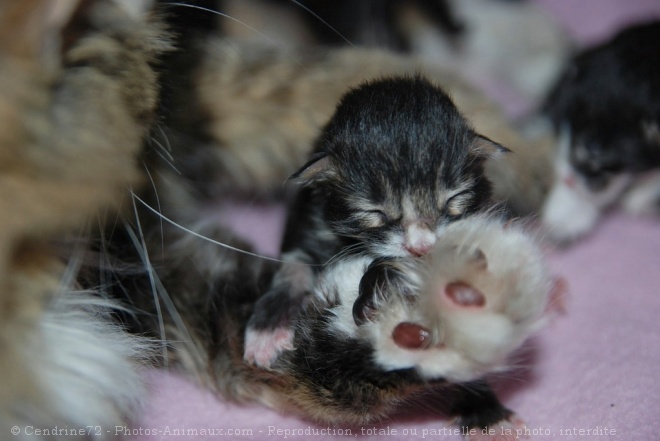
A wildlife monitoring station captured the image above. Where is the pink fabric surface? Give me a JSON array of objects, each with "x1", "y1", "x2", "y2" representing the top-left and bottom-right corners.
[
  {"x1": 534, "y1": 0, "x2": 660, "y2": 46},
  {"x1": 133, "y1": 3, "x2": 660, "y2": 440}
]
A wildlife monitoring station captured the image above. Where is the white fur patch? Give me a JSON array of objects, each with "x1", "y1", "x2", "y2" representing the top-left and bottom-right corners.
[
  {"x1": 316, "y1": 257, "x2": 372, "y2": 339},
  {"x1": 621, "y1": 170, "x2": 660, "y2": 215},
  {"x1": 11, "y1": 291, "x2": 152, "y2": 439},
  {"x1": 541, "y1": 177, "x2": 601, "y2": 243},
  {"x1": 112, "y1": 0, "x2": 154, "y2": 19}
]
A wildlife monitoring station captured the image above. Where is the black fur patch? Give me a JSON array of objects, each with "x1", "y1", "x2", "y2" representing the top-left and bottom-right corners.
[
  {"x1": 353, "y1": 258, "x2": 411, "y2": 326},
  {"x1": 451, "y1": 381, "x2": 514, "y2": 430},
  {"x1": 284, "y1": 309, "x2": 427, "y2": 412}
]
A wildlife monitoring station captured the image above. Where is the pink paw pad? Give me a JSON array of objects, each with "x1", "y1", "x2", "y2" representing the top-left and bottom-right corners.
[
  {"x1": 392, "y1": 322, "x2": 432, "y2": 350},
  {"x1": 445, "y1": 282, "x2": 486, "y2": 308},
  {"x1": 244, "y1": 327, "x2": 295, "y2": 369}
]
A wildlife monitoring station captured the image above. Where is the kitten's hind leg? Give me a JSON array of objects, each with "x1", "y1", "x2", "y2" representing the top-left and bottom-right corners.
[
  {"x1": 244, "y1": 254, "x2": 314, "y2": 368},
  {"x1": 452, "y1": 381, "x2": 525, "y2": 441}
]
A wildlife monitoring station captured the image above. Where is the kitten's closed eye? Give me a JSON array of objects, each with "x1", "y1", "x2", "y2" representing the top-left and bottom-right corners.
[
  {"x1": 444, "y1": 191, "x2": 474, "y2": 218},
  {"x1": 362, "y1": 209, "x2": 390, "y2": 228}
]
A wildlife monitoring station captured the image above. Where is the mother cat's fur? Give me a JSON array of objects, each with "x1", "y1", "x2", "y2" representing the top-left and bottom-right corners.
[{"x1": 0, "y1": 0, "x2": 169, "y2": 436}]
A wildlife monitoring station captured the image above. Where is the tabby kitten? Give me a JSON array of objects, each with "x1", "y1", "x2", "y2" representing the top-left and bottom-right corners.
[
  {"x1": 156, "y1": 34, "x2": 553, "y2": 213},
  {"x1": 244, "y1": 75, "x2": 509, "y2": 367}
]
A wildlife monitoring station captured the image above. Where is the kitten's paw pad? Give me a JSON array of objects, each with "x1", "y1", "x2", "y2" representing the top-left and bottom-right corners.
[
  {"x1": 444, "y1": 282, "x2": 486, "y2": 308},
  {"x1": 392, "y1": 322, "x2": 432, "y2": 349},
  {"x1": 467, "y1": 415, "x2": 527, "y2": 441},
  {"x1": 243, "y1": 327, "x2": 295, "y2": 369}
]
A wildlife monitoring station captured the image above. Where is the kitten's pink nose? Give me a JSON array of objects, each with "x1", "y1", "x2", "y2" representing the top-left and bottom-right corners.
[
  {"x1": 404, "y1": 222, "x2": 436, "y2": 256},
  {"x1": 405, "y1": 242, "x2": 433, "y2": 257}
]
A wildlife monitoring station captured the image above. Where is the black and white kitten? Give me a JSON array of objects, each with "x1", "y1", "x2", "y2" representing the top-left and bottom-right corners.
[
  {"x1": 541, "y1": 21, "x2": 660, "y2": 242},
  {"x1": 245, "y1": 75, "x2": 508, "y2": 367}
]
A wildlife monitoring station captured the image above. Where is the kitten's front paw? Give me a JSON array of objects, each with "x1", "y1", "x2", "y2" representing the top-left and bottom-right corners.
[
  {"x1": 244, "y1": 278, "x2": 309, "y2": 368},
  {"x1": 244, "y1": 327, "x2": 295, "y2": 368}
]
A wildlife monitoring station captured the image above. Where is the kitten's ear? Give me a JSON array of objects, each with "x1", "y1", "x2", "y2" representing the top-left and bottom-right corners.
[
  {"x1": 471, "y1": 135, "x2": 511, "y2": 159},
  {"x1": 642, "y1": 120, "x2": 660, "y2": 146},
  {"x1": 288, "y1": 152, "x2": 334, "y2": 183},
  {"x1": 0, "y1": 0, "x2": 154, "y2": 67},
  {"x1": 0, "y1": 0, "x2": 79, "y2": 63}
]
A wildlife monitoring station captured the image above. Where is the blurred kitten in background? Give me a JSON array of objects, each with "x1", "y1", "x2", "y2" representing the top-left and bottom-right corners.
[
  {"x1": 220, "y1": 0, "x2": 572, "y2": 110},
  {"x1": 541, "y1": 21, "x2": 660, "y2": 243}
]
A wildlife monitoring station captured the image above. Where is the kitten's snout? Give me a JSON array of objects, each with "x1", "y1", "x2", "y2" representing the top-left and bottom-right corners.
[{"x1": 404, "y1": 222, "x2": 436, "y2": 256}]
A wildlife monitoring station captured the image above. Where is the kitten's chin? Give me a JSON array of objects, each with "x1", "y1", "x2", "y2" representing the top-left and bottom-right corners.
[{"x1": 541, "y1": 180, "x2": 600, "y2": 243}]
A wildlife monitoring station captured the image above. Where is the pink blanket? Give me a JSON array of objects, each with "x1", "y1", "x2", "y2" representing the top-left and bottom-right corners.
[{"x1": 134, "y1": 2, "x2": 660, "y2": 439}]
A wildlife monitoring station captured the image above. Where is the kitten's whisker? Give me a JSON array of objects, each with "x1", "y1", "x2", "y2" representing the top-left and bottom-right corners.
[
  {"x1": 95, "y1": 217, "x2": 109, "y2": 295},
  {"x1": 287, "y1": 0, "x2": 355, "y2": 47},
  {"x1": 142, "y1": 162, "x2": 165, "y2": 258},
  {"x1": 163, "y1": 2, "x2": 277, "y2": 45},
  {"x1": 131, "y1": 192, "x2": 320, "y2": 266},
  {"x1": 127, "y1": 196, "x2": 168, "y2": 367},
  {"x1": 148, "y1": 135, "x2": 182, "y2": 175},
  {"x1": 323, "y1": 242, "x2": 367, "y2": 267},
  {"x1": 155, "y1": 124, "x2": 173, "y2": 153},
  {"x1": 57, "y1": 223, "x2": 90, "y2": 294},
  {"x1": 149, "y1": 135, "x2": 174, "y2": 161},
  {"x1": 324, "y1": 242, "x2": 362, "y2": 265},
  {"x1": 125, "y1": 195, "x2": 207, "y2": 372}
]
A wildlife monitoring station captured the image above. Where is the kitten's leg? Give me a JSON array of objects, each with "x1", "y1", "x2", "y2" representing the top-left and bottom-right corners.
[
  {"x1": 244, "y1": 187, "x2": 332, "y2": 368},
  {"x1": 452, "y1": 381, "x2": 525, "y2": 441},
  {"x1": 244, "y1": 250, "x2": 314, "y2": 368}
]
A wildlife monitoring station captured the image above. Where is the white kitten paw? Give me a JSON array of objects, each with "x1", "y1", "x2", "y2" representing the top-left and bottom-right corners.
[{"x1": 243, "y1": 327, "x2": 295, "y2": 369}]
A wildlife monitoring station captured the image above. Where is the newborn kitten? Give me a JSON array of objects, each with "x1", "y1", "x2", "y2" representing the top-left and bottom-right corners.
[
  {"x1": 541, "y1": 21, "x2": 660, "y2": 242},
  {"x1": 221, "y1": 0, "x2": 569, "y2": 106},
  {"x1": 245, "y1": 75, "x2": 508, "y2": 367},
  {"x1": 131, "y1": 214, "x2": 554, "y2": 441}
]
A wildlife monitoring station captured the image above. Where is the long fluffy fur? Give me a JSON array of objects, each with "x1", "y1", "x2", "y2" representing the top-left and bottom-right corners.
[{"x1": 0, "y1": 0, "x2": 170, "y2": 436}]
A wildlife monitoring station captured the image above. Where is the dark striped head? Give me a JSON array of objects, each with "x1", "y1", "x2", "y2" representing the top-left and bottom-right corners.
[{"x1": 293, "y1": 76, "x2": 507, "y2": 257}]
